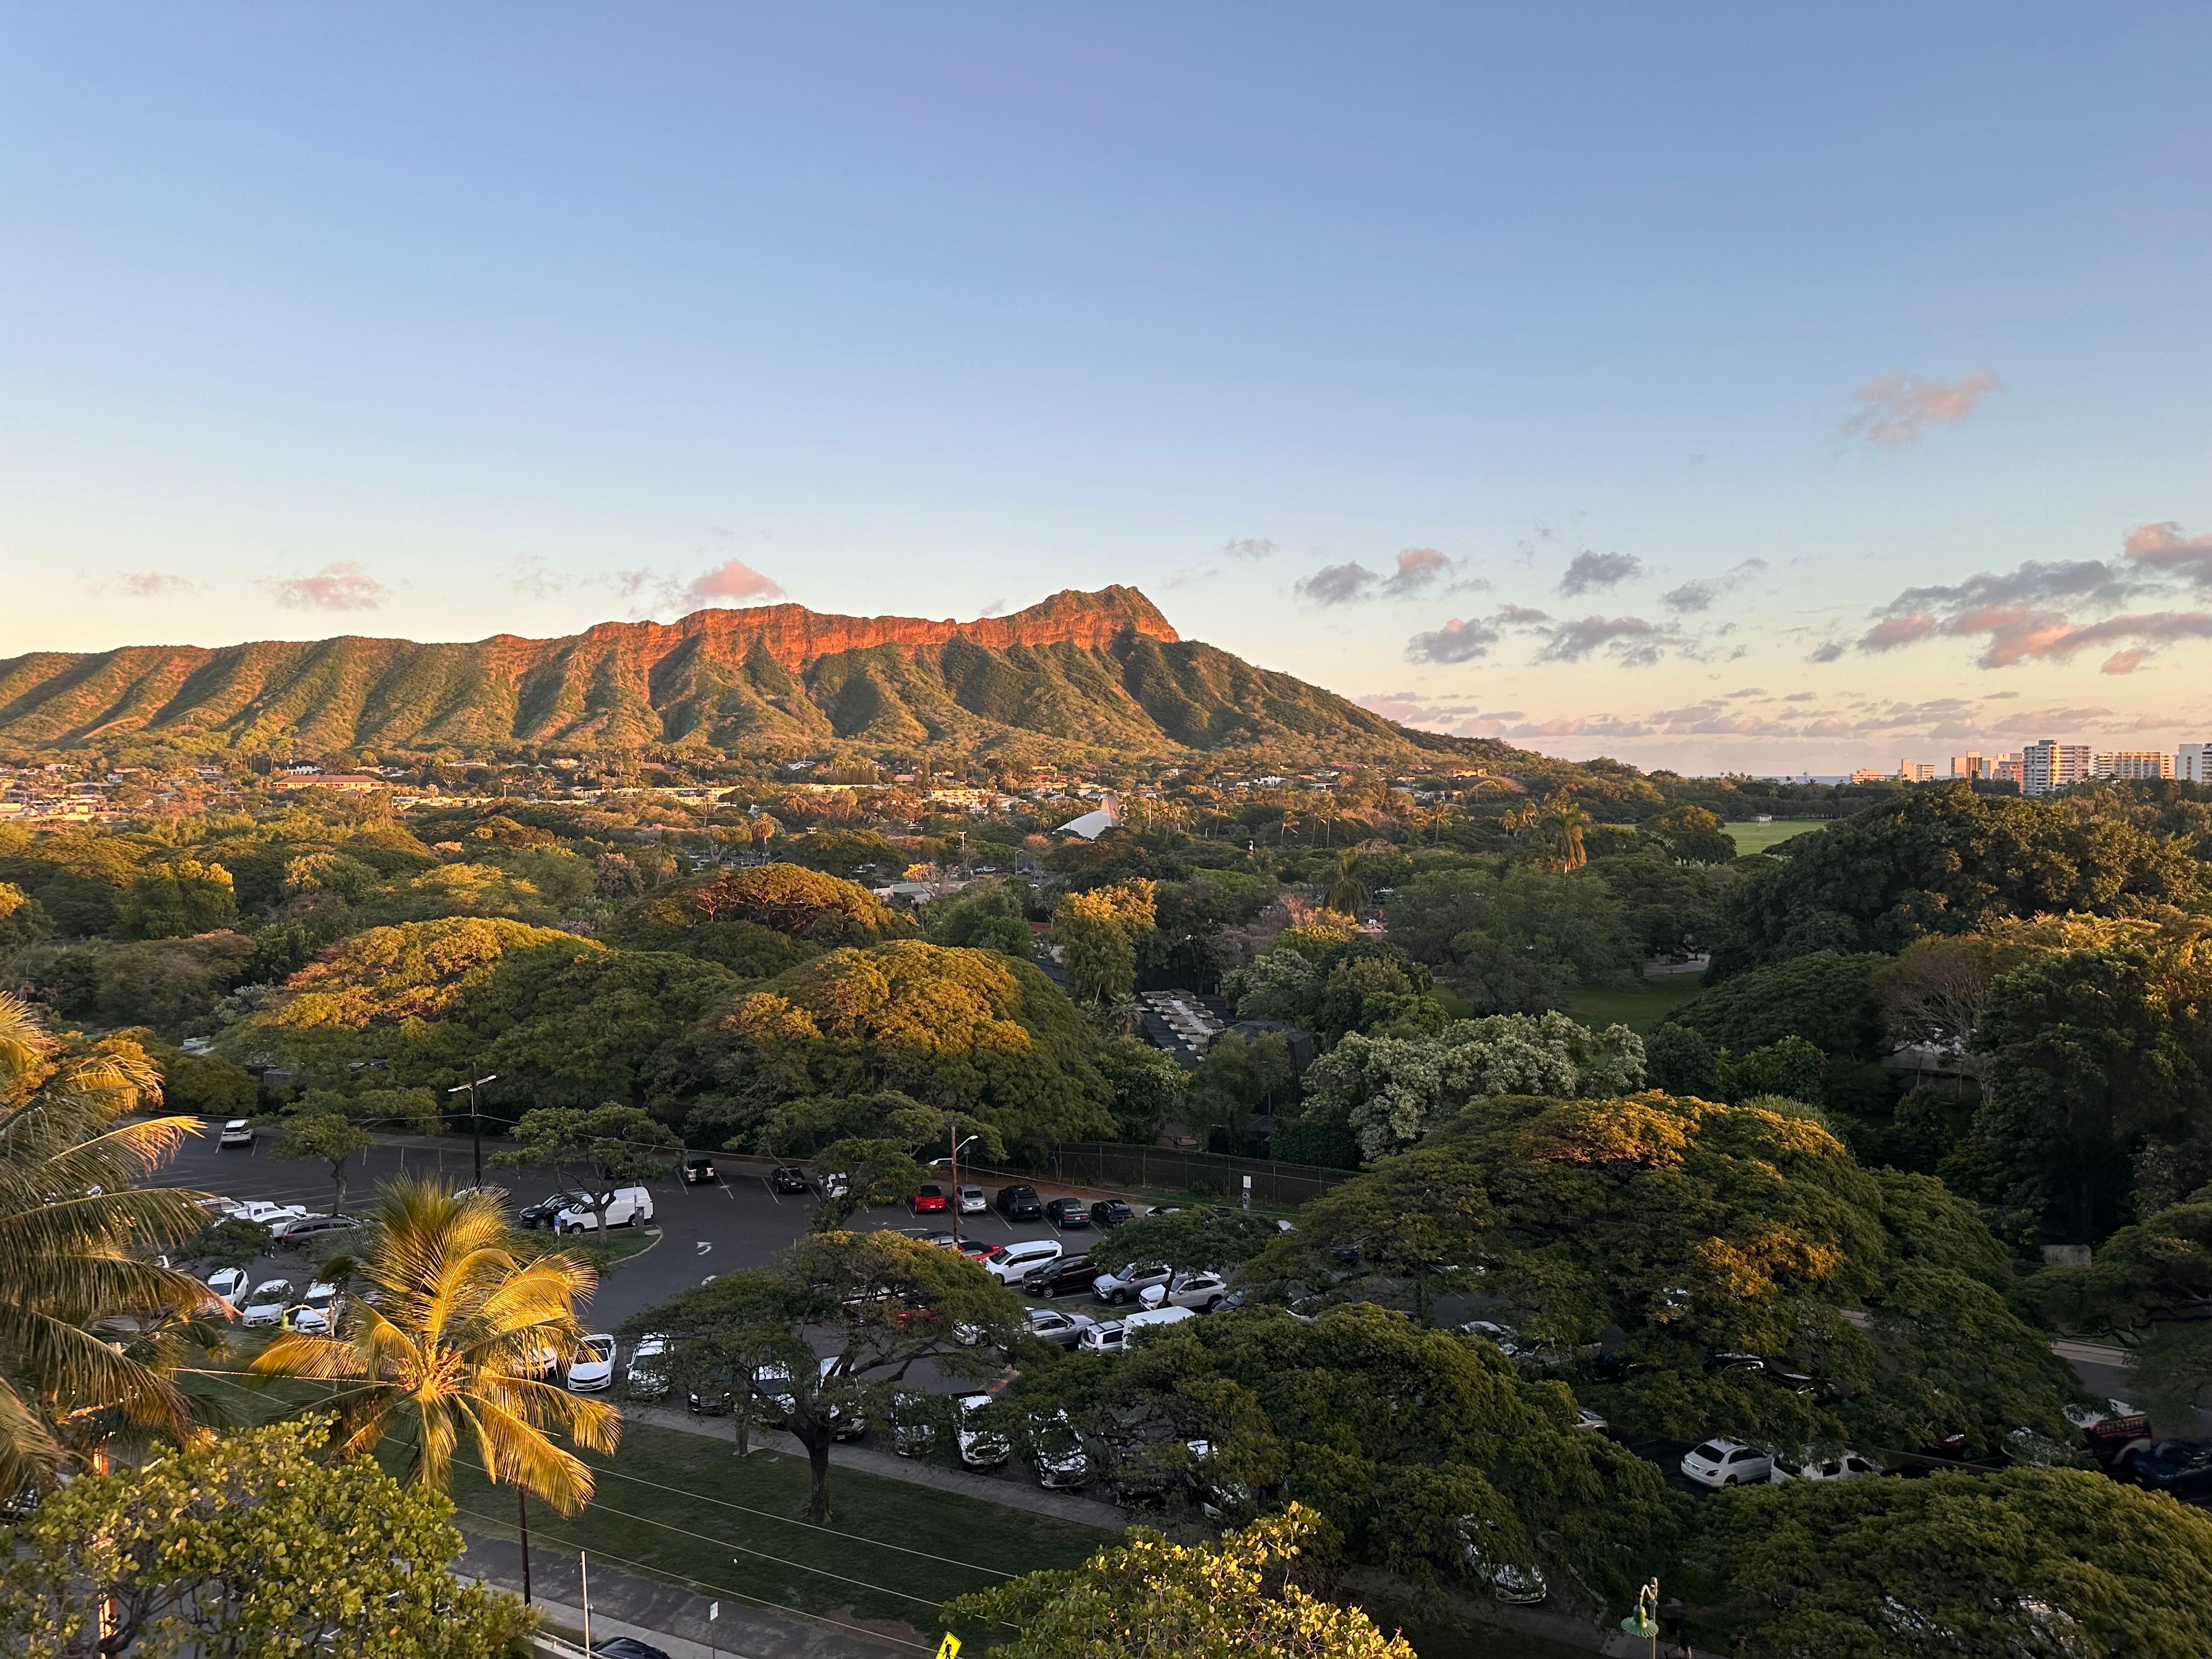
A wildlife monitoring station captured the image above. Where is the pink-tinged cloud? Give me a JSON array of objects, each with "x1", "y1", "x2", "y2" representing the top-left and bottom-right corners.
[
  {"x1": 2123, "y1": 521, "x2": 2212, "y2": 589},
  {"x1": 1963, "y1": 608, "x2": 2212, "y2": 668},
  {"x1": 119, "y1": 571, "x2": 195, "y2": 597},
  {"x1": 1842, "y1": 368, "x2": 2001, "y2": 449},
  {"x1": 2102, "y1": 649, "x2": 2149, "y2": 675},
  {"x1": 1384, "y1": 546, "x2": 1452, "y2": 595},
  {"x1": 1857, "y1": 613, "x2": 1938, "y2": 651},
  {"x1": 265, "y1": 561, "x2": 386, "y2": 611},
  {"x1": 684, "y1": 560, "x2": 786, "y2": 606}
]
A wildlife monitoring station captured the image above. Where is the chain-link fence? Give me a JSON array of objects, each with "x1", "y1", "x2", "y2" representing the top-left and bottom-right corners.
[{"x1": 1025, "y1": 1142, "x2": 1353, "y2": 1207}]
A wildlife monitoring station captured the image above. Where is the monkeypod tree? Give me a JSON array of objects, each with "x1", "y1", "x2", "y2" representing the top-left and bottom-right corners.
[{"x1": 1246, "y1": 1091, "x2": 2078, "y2": 1458}]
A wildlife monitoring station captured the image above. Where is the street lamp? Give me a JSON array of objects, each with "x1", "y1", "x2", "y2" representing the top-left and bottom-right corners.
[
  {"x1": 447, "y1": 1073, "x2": 499, "y2": 1187},
  {"x1": 947, "y1": 1128, "x2": 979, "y2": 1246}
]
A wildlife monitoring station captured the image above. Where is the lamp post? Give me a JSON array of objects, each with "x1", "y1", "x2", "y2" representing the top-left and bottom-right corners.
[
  {"x1": 447, "y1": 1072, "x2": 499, "y2": 1188},
  {"x1": 946, "y1": 1122, "x2": 979, "y2": 1248}
]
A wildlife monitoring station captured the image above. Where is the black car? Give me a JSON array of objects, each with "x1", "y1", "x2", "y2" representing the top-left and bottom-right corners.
[
  {"x1": 1024, "y1": 1257, "x2": 1103, "y2": 1299},
  {"x1": 1043, "y1": 1197, "x2": 1091, "y2": 1230},
  {"x1": 518, "y1": 1192, "x2": 585, "y2": 1230},
  {"x1": 994, "y1": 1184, "x2": 1044, "y2": 1221},
  {"x1": 681, "y1": 1153, "x2": 718, "y2": 1186},
  {"x1": 592, "y1": 1640, "x2": 673, "y2": 1659},
  {"x1": 1089, "y1": 1199, "x2": 1133, "y2": 1228},
  {"x1": 769, "y1": 1166, "x2": 810, "y2": 1194},
  {"x1": 2131, "y1": 1439, "x2": 2212, "y2": 1499}
]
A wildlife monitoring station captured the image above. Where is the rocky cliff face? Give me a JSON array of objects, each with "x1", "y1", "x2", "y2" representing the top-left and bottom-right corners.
[{"x1": 0, "y1": 585, "x2": 1458, "y2": 763}]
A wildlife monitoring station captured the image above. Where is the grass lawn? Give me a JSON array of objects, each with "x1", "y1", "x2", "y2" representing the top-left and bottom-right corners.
[
  {"x1": 1558, "y1": 973, "x2": 1706, "y2": 1034},
  {"x1": 1724, "y1": 818, "x2": 1820, "y2": 855},
  {"x1": 194, "y1": 1357, "x2": 1110, "y2": 1632}
]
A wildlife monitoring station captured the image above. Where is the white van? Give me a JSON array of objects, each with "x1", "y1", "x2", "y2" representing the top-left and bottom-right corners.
[
  {"x1": 1076, "y1": 1304, "x2": 1196, "y2": 1355},
  {"x1": 553, "y1": 1186, "x2": 656, "y2": 1234}
]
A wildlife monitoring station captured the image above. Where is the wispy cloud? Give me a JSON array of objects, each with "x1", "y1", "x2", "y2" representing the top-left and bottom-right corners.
[
  {"x1": 264, "y1": 562, "x2": 387, "y2": 611},
  {"x1": 1295, "y1": 546, "x2": 1479, "y2": 606},
  {"x1": 1841, "y1": 368, "x2": 2001, "y2": 449},
  {"x1": 118, "y1": 571, "x2": 195, "y2": 598},
  {"x1": 1404, "y1": 617, "x2": 1500, "y2": 663},
  {"x1": 2125, "y1": 521, "x2": 2212, "y2": 591},
  {"x1": 1558, "y1": 549, "x2": 1641, "y2": 596},
  {"x1": 1661, "y1": 557, "x2": 1768, "y2": 612},
  {"x1": 1221, "y1": 537, "x2": 1277, "y2": 561},
  {"x1": 1538, "y1": 613, "x2": 1671, "y2": 664}
]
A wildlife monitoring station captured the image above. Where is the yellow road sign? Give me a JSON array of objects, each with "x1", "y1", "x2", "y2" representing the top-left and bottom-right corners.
[{"x1": 935, "y1": 1637, "x2": 962, "y2": 1659}]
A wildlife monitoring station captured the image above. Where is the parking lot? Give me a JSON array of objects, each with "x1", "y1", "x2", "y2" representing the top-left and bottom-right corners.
[{"x1": 166, "y1": 1127, "x2": 1131, "y2": 1341}]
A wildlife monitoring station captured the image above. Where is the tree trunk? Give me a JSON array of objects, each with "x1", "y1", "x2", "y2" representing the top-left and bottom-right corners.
[{"x1": 800, "y1": 1421, "x2": 834, "y2": 1524}]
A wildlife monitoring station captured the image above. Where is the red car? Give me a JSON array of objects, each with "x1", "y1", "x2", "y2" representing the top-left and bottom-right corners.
[{"x1": 909, "y1": 1184, "x2": 949, "y2": 1215}]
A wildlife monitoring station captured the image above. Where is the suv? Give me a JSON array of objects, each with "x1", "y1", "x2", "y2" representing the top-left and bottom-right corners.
[
  {"x1": 1093, "y1": 1261, "x2": 1172, "y2": 1306},
  {"x1": 218, "y1": 1119, "x2": 255, "y2": 1148},
  {"x1": 681, "y1": 1154, "x2": 718, "y2": 1186},
  {"x1": 770, "y1": 1166, "x2": 810, "y2": 1194},
  {"x1": 981, "y1": 1239, "x2": 1064, "y2": 1285},
  {"x1": 1024, "y1": 1257, "x2": 1104, "y2": 1299},
  {"x1": 273, "y1": 1214, "x2": 362, "y2": 1248},
  {"x1": 1088, "y1": 1199, "x2": 1133, "y2": 1228},
  {"x1": 994, "y1": 1184, "x2": 1044, "y2": 1221}
]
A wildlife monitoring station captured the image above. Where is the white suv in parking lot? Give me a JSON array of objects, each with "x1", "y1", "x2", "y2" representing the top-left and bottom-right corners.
[{"x1": 980, "y1": 1239, "x2": 1063, "y2": 1285}]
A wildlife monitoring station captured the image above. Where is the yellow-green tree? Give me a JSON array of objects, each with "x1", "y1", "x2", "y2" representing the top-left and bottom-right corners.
[{"x1": 948, "y1": 1505, "x2": 1415, "y2": 1658}]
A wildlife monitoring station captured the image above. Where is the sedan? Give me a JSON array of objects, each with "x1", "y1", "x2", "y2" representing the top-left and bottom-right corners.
[
  {"x1": 567, "y1": 1334, "x2": 618, "y2": 1393},
  {"x1": 769, "y1": 1166, "x2": 810, "y2": 1194},
  {"x1": 909, "y1": 1184, "x2": 949, "y2": 1215},
  {"x1": 1769, "y1": 1451, "x2": 1881, "y2": 1483},
  {"x1": 240, "y1": 1280, "x2": 295, "y2": 1328},
  {"x1": 626, "y1": 1333, "x2": 670, "y2": 1399},
  {"x1": 591, "y1": 1640, "x2": 673, "y2": 1659},
  {"x1": 1028, "y1": 1410, "x2": 1091, "y2": 1489},
  {"x1": 956, "y1": 1393, "x2": 1011, "y2": 1469},
  {"x1": 280, "y1": 1302, "x2": 329, "y2": 1334},
  {"x1": 1023, "y1": 1307, "x2": 1098, "y2": 1348},
  {"x1": 517, "y1": 1193, "x2": 585, "y2": 1231},
  {"x1": 1043, "y1": 1198, "x2": 1091, "y2": 1230},
  {"x1": 1680, "y1": 1439, "x2": 1773, "y2": 1488},
  {"x1": 205, "y1": 1267, "x2": 247, "y2": 1304},
  {"x1": 218, "y1": 1119, "x2": 255, "y2": 1148},
  {"x1": 957, "y1": 1185, "x2": 988, "y2": 1215}
]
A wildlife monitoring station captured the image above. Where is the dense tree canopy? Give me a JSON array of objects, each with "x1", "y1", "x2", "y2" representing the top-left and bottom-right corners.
[
  {"x1": 696, "y1": 939, "x2": 1115, "y2": 1147},
  {"x1": 609, "y1": 861, "x2": 909, "y2": 958},
  {"x1": 1252, "y1": 1091, "x2": 2076, "y2": 1456},
  {"x1": 1717, "y1": 786, "x2": 2208, "y2": 972}
]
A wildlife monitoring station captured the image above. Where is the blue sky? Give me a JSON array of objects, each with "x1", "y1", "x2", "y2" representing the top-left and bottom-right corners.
[{"x1": 4, "y1": 4, "x2": 2209, "y2": 771}]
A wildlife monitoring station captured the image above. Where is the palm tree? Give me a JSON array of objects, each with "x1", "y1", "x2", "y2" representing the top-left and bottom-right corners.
[
  {"x1": 0, "y1": 994, "x2": 218, "y2": 1498},
  {"x1": 1324, "y1": 850, "x2": 1367, "y2": 918},
  {"x1": 1546, "y1": 792, "x2": 1592, "y2": 871},
  {"x1": 252, "y1": 1179, "x2": 618, "y2": 1512}
]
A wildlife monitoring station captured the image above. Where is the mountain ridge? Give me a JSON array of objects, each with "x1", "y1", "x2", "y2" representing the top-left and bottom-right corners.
[{"x1": 0, "y1": 587, "x2": 1596, "y2": 779}]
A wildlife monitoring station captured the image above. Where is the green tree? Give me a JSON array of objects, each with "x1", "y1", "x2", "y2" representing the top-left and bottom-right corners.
[
  {"x1": 1643, "y1": 1022, "x2": 1719, "y2": 1096},
  {"x1": 0, "y1": 883, "x2": 50, "y2": 952},
  {"x1": 947, "y1": 1505, "x2": 1415, "y2": 1659},
  {"x1": 495, "y1": 1104, "x2": 678, "y2": 1235},
  {"x1": 1729, "y1": 1034, "x2": 1827, "y2": 1104},
  {"x1": 1455, "y1": 865, "x2": 1641, "y2": 984},
  {"x1": 268, "y1": 1109, "x2": 374, "y2": 1215},
  {"x1": 1054, "y1": 879, "x2": 1158, "y2": 1017},
  {"x1": 115, "y1": 859, "x2": 239, "y2": 940},
  {"x1": 1094, "y1": 1206, "x2": 1284, "y2": 1276},
  {"x1": 0, "y1": 995, "x2": 214, "y2": 1498},
  {"x1": 1665, "y1": 950, "x2": 1889, "y2": 1062},
  {"x1": 1188, "y1": 1030, "x2": 1299, "y2": 1148},
  {"x1": 1690, "y1": 1467, "x2": 2212, "y2": 1658},
  {"x1": 623, "y1": 1230, "x2": 1027, "y2": 1522},
  {"x1": 0, "y1": 1419, "x2": 531, "y2": 1659},
  {"x1": 1095, "y1": 1036, "x2": 1187, "y2": 1142},
  {"x1": 1643, "y1": 803, "x2": 1738, "y2": 866},
  {"x1": 1972, "y1": 945, "x2": 2194, "y2": 1242}
]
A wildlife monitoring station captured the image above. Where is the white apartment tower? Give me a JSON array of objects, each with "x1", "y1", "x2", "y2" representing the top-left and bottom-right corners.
[
  {"x1": 2092, "y1": 751, "x2": 2175, "y2": 781},
  {"x1": 2180, "y1": 743, "x2": 2211, "y2": 785},
  {"x1": 2019, "y1": 738, "x2": 2092, "y2": 795}
]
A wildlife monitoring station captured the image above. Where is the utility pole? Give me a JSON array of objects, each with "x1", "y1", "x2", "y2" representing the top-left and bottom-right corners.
[
  {"x1": 447, "y1": 1072, "x2": 499, "y2": 1187},
  {"x1": 946, "y1": 1113, "x2": 978, "y2": 1248}
]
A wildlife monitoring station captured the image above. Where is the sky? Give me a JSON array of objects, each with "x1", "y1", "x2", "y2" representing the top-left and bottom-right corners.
[{"x1": 3, "y1": 4, "x2": 2210, "y2": 775}]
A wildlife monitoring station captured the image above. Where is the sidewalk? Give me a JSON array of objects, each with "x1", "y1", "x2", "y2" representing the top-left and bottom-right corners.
[
  {"x1": 620, "y1": 1401, "x2": 1128, "y2": 1531},
  {"x1": 462, "y1": 1531, "x2": 928, "y2": 1659}
]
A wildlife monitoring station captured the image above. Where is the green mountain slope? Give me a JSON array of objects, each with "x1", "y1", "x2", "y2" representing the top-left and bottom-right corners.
[{"x1": 0, "y1": 587, "x2": 1599, "y2": 777}]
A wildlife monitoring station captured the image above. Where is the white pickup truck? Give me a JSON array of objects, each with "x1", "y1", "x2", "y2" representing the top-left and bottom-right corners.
[{"x1": 224, "y1": 1200, "x2": 310, "y2": 1229}]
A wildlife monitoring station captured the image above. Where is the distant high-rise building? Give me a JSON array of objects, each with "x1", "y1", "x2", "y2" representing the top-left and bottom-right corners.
[
  {"x1": 1993, "y1": 752, "x2": 2024, "y2": 787},
  {"x1": 2180, "y1": 743, "x2": 2211, "y2": 785},
  {"x1": 1950, "y1": 753, "x2": 1986, "y2": 780},
  {"x1": 2093, "y1": 751, "x2": 2175, "y2": 781},
  {"x1": 1898, "y1": 760, "x2": 1935, "y2": 782},
  {"x1": 2019, "y1": 738, "x2": 2091, "y2": 795}
]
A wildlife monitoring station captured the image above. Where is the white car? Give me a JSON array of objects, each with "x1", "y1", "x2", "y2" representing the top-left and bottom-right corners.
[
  {"x1": 957, "y1": 1186, "x2": 988, "y2": 1215},
  {"x1": 1769, "y1": 1451, "x2": 1881, "y2": 1483},
  {"x1": 225, "y1": 1200, "x2": 309, "y2": 1229},
  {"x1": 205, "y1": 1267, "x2": 247, "y2": 1304},
  {"x1": 567, "y1": 1334, "x2": 618, "y2": 1392},
  {"x1": 239, "y1": 1279, "x2": 295, "y2": 1328},
  {"x1": 302, "y1": 1281, "x2": 338, "y2": 1317},
  {"x1": 281, "y1": 1302, "x2": 329, "y2": 1334},
  {"x1": 1028, "y1": 1410, "x2": 1090, "y2": 1489},
  {"x1": 956, "y1": 1393, "x2": 1011, "y2": 1468},
  {"x1": 1076, "y1": 1304, "x2": 1195, "y2": 1355},
  {"x1": 218, "y1": 1119, "x2": 256, "y2": 1148},
  {"x1": 1139, "y1": 1271, "x2": 1229, "y2": 1313},
  {"x1": 552, "y1": 1186, "x2": 654, "y2": 1234},
  {"x1": 1458, "y1": 1516, "x2": 1549, "y2": 1604},
  {"x1": 1024, "y1": 1307, "x2": 1097, "y2": 1348},
  {"x1": 1574, "y1": 1406, "x2": 1609, "y2": 1434},
  {"x1": 1680, "y1": 1438, "x2": 1773, "y2": 1488},
  {"x1": 627, "y1": 1333, "x2": 670, "y2": 1398},
  {"x1": 980, "y1": 1239, "x2": 1063, "y2": 1285}
]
